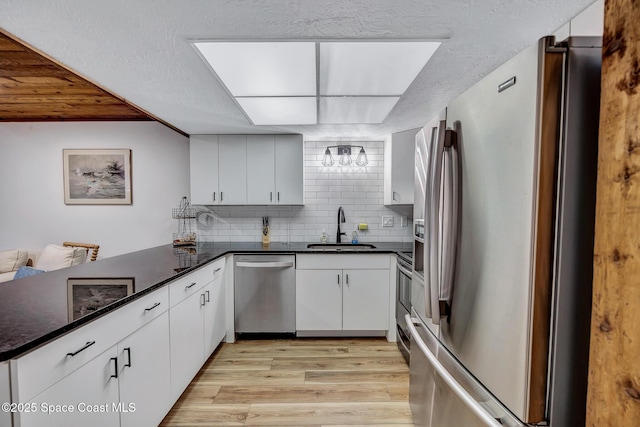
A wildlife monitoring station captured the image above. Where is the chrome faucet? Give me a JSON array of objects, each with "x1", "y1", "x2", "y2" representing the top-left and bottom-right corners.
[{"x1": 336, "y1": 206, "x2": 347, "y2": 243}]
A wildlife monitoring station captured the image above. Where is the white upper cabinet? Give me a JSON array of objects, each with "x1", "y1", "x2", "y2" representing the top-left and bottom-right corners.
[
  {"x1": 191, "y1": 134, "x2": 303, "y2": 205},
  {"x1": 190, "y1": 135, "x2": 219, "y2": 205},
  {"x1": 275, "y1": 135, "x2": 304, "y2": 205},
  {"x1": 247, "y1": 135, "x2": 276, "y2": 204},
  {"x1": 218, "y1": 135, "x2": 248, "y2": 204},
  {"x1": 247, "y1": 134, "x2": 304, "y2": 205},
  {"x1": 384, "y1": 128, "x2": 418, "y2": 205}
]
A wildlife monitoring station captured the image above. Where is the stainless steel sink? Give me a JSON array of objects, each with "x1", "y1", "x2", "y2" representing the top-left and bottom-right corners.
[{"x1": 306, "y1": 243, "x2": 377, "y2": 251}]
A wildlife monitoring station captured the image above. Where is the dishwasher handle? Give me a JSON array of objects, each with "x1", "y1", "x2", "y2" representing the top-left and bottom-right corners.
[{"x1": 236, "y1": 261, "x2": 294, "y2": 268}]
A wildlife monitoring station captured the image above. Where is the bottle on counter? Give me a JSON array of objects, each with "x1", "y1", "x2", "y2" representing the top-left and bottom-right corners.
[
  {"x1": 351, "y1": 229, "x2": 359, "y2": 244},
  {"x1": 320, "y1": 228, "x2": 328, "y2": 244}
]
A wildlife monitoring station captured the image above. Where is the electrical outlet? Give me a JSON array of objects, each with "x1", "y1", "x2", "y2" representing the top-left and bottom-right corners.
[
  {"x1": 401, "y1": 216, "x2": 408, "y2": 227},
  {"x1": 382, "y1": 216, "x2": 394, "y2": 227}
]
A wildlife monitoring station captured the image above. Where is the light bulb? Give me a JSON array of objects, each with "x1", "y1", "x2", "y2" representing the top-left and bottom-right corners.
[
  {"x1": 322, "y1": 148, "x2": 334, "y2": 166},
  {"x1": 355, "y1": 148, "x2": 368, "y2": 166},
  {"x1": 339, "y1": 152, "x2": 352, "y2": 166}
]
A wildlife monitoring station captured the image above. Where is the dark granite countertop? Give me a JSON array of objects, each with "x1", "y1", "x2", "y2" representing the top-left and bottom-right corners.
[{"x1": 0, "y1": 241, "x2": 412, "y2": 361}]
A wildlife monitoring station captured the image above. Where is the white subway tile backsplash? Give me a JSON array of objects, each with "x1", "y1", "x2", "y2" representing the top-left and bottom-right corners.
[{"x1": 196, "y1": 140, "x2": 413, "y2": 243}]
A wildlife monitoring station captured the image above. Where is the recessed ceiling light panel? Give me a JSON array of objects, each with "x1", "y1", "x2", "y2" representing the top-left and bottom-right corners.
[
  {"x1": 319, "y1": 42, "x2": 440, "y2": 96},
  {"x1": 237, "y1": 97, "x2": 317, "y2": 125},
  {"x1": 193, "y1": 39, "x2": 441, "y2": 125},
  {"x1": 195, "y1": 41, "x2": 316, "y2": 96},
  {"x1": 319, "y1": 97, "x2": 400, "y2": 124}
]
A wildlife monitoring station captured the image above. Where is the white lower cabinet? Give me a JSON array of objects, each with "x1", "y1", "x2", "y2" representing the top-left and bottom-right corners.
[
  {"x1": 342, "y1": 269, "x2": 390, "y2": 330},
  {"x1": 204, "y1": 276, "x2": 226, "y2": 356},
  {"x1": 296, "y1": 255, "x2": 391, "y2": 332},
  {"x1": 9, "y1": 258, "x2": 227, "y2": 427},
  {"x1": 169, "y1": 288, "x2": 206, "y2": 401},
  {"x1": 296, "y1": 269, "x2": 343, "y2": 330},
  {"x1": 117, "y1": 312, "x2": 171, "y2": 427},
  {"x1": 169, "y1": 258, "x2": 226, "y2": 401},
  {"x1": 19, "y1": 345, "x2": 120, "y2": 427},
  {"x1": 21, "y1": 314, "x2": 171, "y2": 427},
  {"x1": 0, "y1": 362, "x2": 10, "y2": 427}
]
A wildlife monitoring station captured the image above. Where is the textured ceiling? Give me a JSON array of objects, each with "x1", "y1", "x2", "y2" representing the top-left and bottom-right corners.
[{"x1": 0, "y1": 0, "x2": 595, "y2": 138}]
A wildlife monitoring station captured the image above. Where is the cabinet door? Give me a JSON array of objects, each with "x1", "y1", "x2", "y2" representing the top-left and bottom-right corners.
[
  {"x1": 247, "y1": 135, "x2": 275, "y2": 204},
  {"x1": 190, "y1": 135, "x2": 219, "y2": 205},
  {"x1": 342, "y1": 269, "x2": 390, "y2": 330},
  {"x1": 384, "y1": 129, "x2": 417, "y2": 205},
  {"x1": 169, "y1": 290, "x2": 206, "y2": 401},
  {"x1": 275, "y1": 135, "x2": 304, "y2": 204},
  {"x1": 218, "y1": 135, "x2": 247, "y2": 204},
  {"x1": 203, "y1": 276, "x2": 226, "y2": 357},
  {"x1": 118, "y1": 312, "x2": 171, "y2": 427},
  {"x1": 296, "y1": 269, "x2": 342, "y2": 330},
  {"x1": 19, "y1": 346, "x2": 120, "y2": 427},
  {"x1": 0, "y1": 362, "x2": 9, "y2": 427}
]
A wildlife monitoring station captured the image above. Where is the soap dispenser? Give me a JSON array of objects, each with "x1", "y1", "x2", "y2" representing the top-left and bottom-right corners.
[
  {"x1": 320, "y1": 228, "x2": 328, "y2": 244},
  {"x1": 351, "y1": 229, "x2": 359, "y2": 244}
]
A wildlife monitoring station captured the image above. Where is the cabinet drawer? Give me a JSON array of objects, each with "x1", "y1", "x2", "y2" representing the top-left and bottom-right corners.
[
  {"x1": 169, "y1": 266, "x2": 211, "y2": 308},
  {"x1": 11, "y1": 287, "x2": 168, "y2": 403},
  {"x1": 210, "y1": 257, "x2": 226, "y2": 281},
  {"x1": 169, "y1": 258, "x2": 225, "y2": 308},
  {"x1": 296, "y1": 254, "x2": 390, "y2": 270}
]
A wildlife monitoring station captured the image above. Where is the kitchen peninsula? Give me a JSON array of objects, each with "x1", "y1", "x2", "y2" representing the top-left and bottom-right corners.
[{"x1": 0, "y1": 242, "x2": 410, "y2": 427}]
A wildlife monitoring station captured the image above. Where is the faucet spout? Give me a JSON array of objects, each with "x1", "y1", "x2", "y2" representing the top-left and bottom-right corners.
[{"x1": 336, "y1": 207, "x2": 347, "y2": 243}]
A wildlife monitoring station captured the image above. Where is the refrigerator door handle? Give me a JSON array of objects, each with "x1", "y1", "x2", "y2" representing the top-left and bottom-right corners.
[
  {"x1": 422, "y1": 126, "x2": 436, "y2": 319},
  {"x1": 439, "y1": 131, "x2": 459, "y2": 316},
  {"x1": 429, "y1": 120, "x2": 447, "y2": 324},
  {"x1": 405, "y1": 315, "x2": 503, "y2": 427}
]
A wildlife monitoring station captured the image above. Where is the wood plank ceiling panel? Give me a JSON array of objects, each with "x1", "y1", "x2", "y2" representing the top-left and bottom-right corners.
[{"x1": 0, "y1": 29, "x2": 187, "y2": 136}]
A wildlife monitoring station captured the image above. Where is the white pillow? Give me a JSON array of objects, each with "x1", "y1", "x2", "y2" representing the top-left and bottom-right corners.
[
  {"x1": 69, "y1": 247, "x2": 87, "y2": 266},
  {"x1": 35, "y1": 245, "x2": 86, "y2": 271},
  {"x1": 0, "y1": 249, "x2": 29, "y2": 273}
]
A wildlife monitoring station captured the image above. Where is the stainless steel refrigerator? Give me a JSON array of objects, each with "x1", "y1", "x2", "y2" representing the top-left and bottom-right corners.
[{"x1": 408, "y1": 36, "x2": 602, "y2": 427}]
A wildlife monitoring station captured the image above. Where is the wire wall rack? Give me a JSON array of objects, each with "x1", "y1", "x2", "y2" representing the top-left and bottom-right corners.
[{"x1": 172, "y1": 196, "x2": 197, "y2": 246}]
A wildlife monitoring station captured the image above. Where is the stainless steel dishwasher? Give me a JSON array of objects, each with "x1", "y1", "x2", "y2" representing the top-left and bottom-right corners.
[{"x1": 234, "y1": 254, "x2": 296, "y2": 334}]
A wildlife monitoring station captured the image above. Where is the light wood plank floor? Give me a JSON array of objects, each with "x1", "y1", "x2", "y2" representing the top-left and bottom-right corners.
[{"x1": 160, "y1": 337, "x2": 413, "y2": 426}]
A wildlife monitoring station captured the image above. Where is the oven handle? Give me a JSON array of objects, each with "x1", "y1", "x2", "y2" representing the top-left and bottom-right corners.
[
  {"x1": 405, "y1": 315, "x2": 503, "y2": 427},
  {"x1": 397, "y1": 261, "x2": 413, "y2": 278},
  {"x1": 236, "y1": 262, "x2": 294, "y2": 268},
  {"x1": 396, "y1": 324, "x2": 411, "y2": 355}
]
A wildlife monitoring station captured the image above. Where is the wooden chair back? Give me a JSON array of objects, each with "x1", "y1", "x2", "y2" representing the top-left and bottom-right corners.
[{"x1": 63, "y1": 242, "x2": 100, "y2": 262}]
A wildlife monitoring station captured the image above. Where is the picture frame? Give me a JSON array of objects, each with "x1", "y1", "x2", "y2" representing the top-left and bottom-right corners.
[
  {"x1": 63, "y1": 149, "x2": 132, "y2": 205},
  {"x1": 67, "y1": 277, "x2": 135, "y2": 321}
]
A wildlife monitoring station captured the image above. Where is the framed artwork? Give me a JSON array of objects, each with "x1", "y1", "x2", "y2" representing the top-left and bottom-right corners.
[
  {"x1": 67, "y1": 278, "x2": 135, "y2": 321},
  {"x1": 63, "y1": 149, "x2": 132, "y2": 205}
]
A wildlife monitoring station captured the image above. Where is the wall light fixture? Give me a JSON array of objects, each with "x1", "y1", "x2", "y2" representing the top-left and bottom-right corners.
[{"x1": 322, "y1": 145, "x2": 368, "y2": 167}]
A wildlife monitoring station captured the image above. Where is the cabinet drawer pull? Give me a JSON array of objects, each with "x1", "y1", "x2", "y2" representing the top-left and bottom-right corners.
[
  {"x1": 205, "y1": 290, "x2": 210, "y2": 303},
  {"x1": 185, "y1": 282, "x2": 197, "y2": 290},
  {"x1": 66, "y1": 340, "x2": 96, "y2": 357},
  {"x1": 346, "y1": 274, "x2": 349, "y2": 285},
  {"x1": 200, "y1": 293, "x2": 206, "y2": 306},
  {"x1": 337, "y1": 274, "x2": 340, "y2": 285},
  {"x1": 214, "y1": 268, "x2": 221, "y2": 273},
  {"x1": 144, "y1": 302, "x2": 161, "y2": 312},
  {"x1": 277, "y1": 192, "x2": 280, "y2": 202},
  {"x1": 270, "y1": 192, "x2": 273, "y2": 202},
  {"x1": 213, "y1": 192, "x2": 216, "y2": 202},
  {"x1": 124, "y1": 347, "x2": 132, "y2": 368},
  {"x1": 110, "y1": 357, "x2": 118, "y2": 379},
  {"x1": 220, "y1": 192, "x2": 223, "y2": 202}
]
